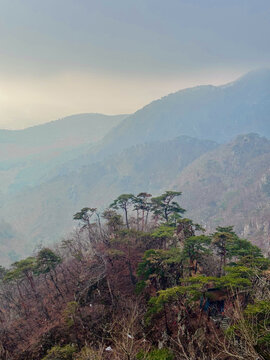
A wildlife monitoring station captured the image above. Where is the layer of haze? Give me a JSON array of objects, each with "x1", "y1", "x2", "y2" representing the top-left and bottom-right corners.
[{"x1": 0, "y1": 0, "x2": 269, "y2": 129}]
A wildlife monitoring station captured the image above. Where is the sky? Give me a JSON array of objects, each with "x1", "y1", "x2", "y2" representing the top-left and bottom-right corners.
[{"x1": 0, "y1": 0, "x2": 269, "y2": 129}]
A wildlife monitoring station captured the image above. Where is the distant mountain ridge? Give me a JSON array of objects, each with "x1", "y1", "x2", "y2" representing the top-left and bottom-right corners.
[
  {"x1": 96, "y1": 69, "x2": 270, "y2": 158},
  {"x1": 1, "y1": 69, "x2": 270, "y2": 264},
  {"x1": 0, "y1": 113, "x2": 126, "y2": 158},
  {"x1": 0, "y1": 113, "x2": 126, "y2": 194}
]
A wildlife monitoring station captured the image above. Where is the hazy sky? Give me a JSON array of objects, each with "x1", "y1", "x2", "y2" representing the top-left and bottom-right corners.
[{"x1": 0, "y1": 0, "x2": 270, "y2": 129}]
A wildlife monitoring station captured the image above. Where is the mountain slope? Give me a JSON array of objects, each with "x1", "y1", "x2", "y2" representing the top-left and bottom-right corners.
[
  {"x1": 2, "y1": 69, "x2": 270, "y2": 195},
  {"x1": 0, "y1": 113, "x2": 126, "y2": 193},
  {"x1": 0, "y1": 113, "x2": 126, "y2": 156},
  {"x1": 0, "y1": 136, "x2": 217, "y2": 264},
  {"x1": 172, "y1": 133, "x2": 270, "y2": 252},
  {"x1": 96, "y1": 69, "x2": 270, "y2": 158},
  {"x1": 1, "y1": 69, "x2": 270, "y2": 263}
]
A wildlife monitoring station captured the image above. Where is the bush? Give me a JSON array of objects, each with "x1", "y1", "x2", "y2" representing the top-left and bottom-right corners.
[
  {"x1": 63, "y1": 301, "x2": 79, "y2": 327},
  {"x1": 137, "y1": 348, "x2": 174, "y2": 360},
  {"x1": 42, "y1": 344, "x2": 77, "y2": 360},
  {"x1": 74, "y1": 346, "x2": 102, "y2": 360}
]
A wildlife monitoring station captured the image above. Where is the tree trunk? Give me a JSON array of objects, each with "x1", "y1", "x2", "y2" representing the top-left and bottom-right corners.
[{"x1": 124, "y1": 207, "x2": 129, "y2": 229}]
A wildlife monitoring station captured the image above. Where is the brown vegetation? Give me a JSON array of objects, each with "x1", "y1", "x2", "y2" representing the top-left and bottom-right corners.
[{"x1": 0, "y1": 191, "x2": 269, "y2": 360}]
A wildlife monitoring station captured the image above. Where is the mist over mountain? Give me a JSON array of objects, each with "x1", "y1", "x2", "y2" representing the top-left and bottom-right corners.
[
  {"x1": 174, "y1": 133, "x2": 270, "y2": 252},
  {"x1": 1, "y1": 69, "x2": 270, "y2": 264},
  {"x1": 0, "y1": 113, "x2": 125, "y2": 193},
  {"x1": 96, "y1": 69, "x2": 270, "y2": 157},
  {"x1": 35, "y1": 69, "x2": 270, "y2": 181},
  {"x1": 0, "y1": 136, "x2": 217, "y2": 264},
  {"x1": 3, "y1": 2, "x2": 270, "y2": 358},
  {"x1": 0, "y1": 113, "x2": 125, "y2": 157}
]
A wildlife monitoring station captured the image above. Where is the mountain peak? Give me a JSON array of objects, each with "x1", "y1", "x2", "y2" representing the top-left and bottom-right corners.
[
  {"x1": 100, "y1": 68, "x2": 270, "y2": 154},
  {"x1": 234, "y1": 133, "x2": 267, "y2": 143},
  {"x1": 231, "y1": 133, "x2": 270, "y2": 159},
  {"x1": 233, "y1": 68, "x2": 270, "y2": 86}
]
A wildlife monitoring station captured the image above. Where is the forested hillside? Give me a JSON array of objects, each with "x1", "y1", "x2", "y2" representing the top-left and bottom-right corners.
[
  {"x1": 1, "y1": 191, "x2": 269, "y2": 360},
  {"x1": 1, "y1": 2, "x2": 269, "y2": 359}
]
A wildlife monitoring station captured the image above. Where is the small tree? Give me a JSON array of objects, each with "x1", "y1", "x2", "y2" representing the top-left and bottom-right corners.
[
  {"x1": 4, "y1": 257, "x2": 50, "y2": 319},
  {"x1": 35, "y1": 248, "x2": 61, "y2": 274},
  {"x1": 228, "y1": 237, "x2": 263, "y2": 259},
  {"x1": 73, "y1": 207, "x2": 97, "y2": 242},
  {"x1": 212, "y1": 226, "x2": 237, "y2": 276},
  {"x1": 137, "y1": 248, "x2": 183, "y2": 292},
  {"x1": 4, "y1": 257, "x2": 37, "y2": 307},
  {"x1": 137, "y1": 348, "x2": 174, "y2": 360},
  {"x1": 102, "y1": 208, "x2": 123, "y2": 234},
  {"x1": 176, "y1": 218, "x2": 204, "y2": 242},
  {"x1": 0, "y1": 266, "x2": 7, "y2": 280},
  {"x1": 35, "y1": 248, "x2": 63, "y2": 298},
  {"x1": 183, "y1": 235, "x2": 212, "y2": 275},
  {"x1": 110, "y1": 194, "x2": 135, "y2": 229},
  {"x1": 151, "y1": 224, "x2": 175, "y2": 249},
  {"x1": 4, "y1": 257, "x2": 36, "y2": 292},
  {"x1": 212, "y1": 226, "x2": 263, "y2": 277},
  {"x1": 133, "y1": 193, "x2": 152, "y2": 231},
  {"x1": 42, "y1": 344, "x2": 77, "y2": 360},
  {"x1": 151, "y1": 191, "x2": 185, "y2": 224}
]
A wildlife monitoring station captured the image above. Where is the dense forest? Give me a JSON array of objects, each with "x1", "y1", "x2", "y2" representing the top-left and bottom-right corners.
[{"x1": 0, "y1": 191, "x2": 269, "y2": 360}]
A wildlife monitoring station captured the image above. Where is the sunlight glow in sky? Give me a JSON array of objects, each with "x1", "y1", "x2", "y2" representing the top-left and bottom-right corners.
[{"x1": 0, "y1": 0, "x2": 269, "y2": 129}]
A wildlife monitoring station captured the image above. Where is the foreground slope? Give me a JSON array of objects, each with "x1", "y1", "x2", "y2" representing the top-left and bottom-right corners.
[{"x1": 1, "y1": 197, "x2": 269, "y2": 360}]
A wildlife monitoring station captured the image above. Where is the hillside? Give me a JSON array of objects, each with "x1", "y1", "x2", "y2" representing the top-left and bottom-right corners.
[
  {"x1": 1, "y1": 194, "x2": 269, "y2": 360},
  {"x1": 96, "y1": 69, "x2": 270, "y2": 158},
  {"x1": 1, "y1": 69, "x2": 270, "y2": 264},
  {"x1": 0, "y1": 136, "x2": 217, "y2": 264},
  {"x1": 173, "y1": 133, "x2": 270, "y2": 253},
  {"x1": 0, "y1": 113, "x2": 125, "y2": 193},
  {"x1": 0, "y1": 113, "x2": 125, "y2": 157}
]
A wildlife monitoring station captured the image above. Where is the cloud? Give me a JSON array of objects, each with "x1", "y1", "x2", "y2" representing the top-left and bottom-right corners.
[{"x1": 0, "y1": 0, "x2": 269, "y2": 128}]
